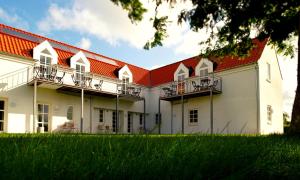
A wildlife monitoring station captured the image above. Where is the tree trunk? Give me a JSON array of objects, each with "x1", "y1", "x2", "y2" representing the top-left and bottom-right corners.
[{"x1": 289, "y1": 13, "x2": 300, "y2": 134}]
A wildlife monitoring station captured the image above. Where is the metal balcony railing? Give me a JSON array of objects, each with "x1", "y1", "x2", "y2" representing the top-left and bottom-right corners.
[{"x1": 160, "y1": 74, "x2": 222, "y2": 99}]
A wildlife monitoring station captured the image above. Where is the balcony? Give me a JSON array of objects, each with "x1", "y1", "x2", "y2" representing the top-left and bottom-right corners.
[
  {"x1": 118, "y1": 84, "x2": 144, "y2": 102},
  {"x1": 27, "y1": 63, "x2": 115, "y2": 98},
  {"x1": 159, "y1": 75, "x2": 222, "y2": 101}
]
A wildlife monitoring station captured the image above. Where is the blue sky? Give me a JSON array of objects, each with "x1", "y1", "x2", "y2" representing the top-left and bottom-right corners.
[{"x1": 0, "y1": 0, "x2": 297, "y2": 116}]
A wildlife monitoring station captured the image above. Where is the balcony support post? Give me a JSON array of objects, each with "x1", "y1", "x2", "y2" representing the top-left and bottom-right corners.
[
  {"x1": 181, "y1": 94, "x2": 184, "y2": 134},
  {"x1": 116, "y1": 93, "x2": 119, "y2": 134},
  {"x1": 143, "y1": 98, "x2": 146, "y2": 133},
  {"x1": 33, "y1": 79, "x2": 37, "y2": 133},
  {"x1": 80, "y1": 88, "x2": 84, "y2": 133},
  {"x1": 210, "y1": 86, "x2": 213, "y2": 134},
  {"x1": 158, "y1": 98, "x2": 161, "y2": 134}
]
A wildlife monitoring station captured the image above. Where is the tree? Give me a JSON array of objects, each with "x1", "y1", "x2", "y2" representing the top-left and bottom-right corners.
[{"x1": 112, "y1": 0, "x2": 300, "y2": 133}]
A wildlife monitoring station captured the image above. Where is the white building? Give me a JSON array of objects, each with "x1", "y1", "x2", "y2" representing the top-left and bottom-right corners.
[{"x1": 0, "y1": 24, "x2": 283, "y2": 134}]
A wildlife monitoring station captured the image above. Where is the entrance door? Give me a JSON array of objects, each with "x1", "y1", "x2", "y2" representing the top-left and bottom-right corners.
[
  {"x1": 0, "y1": 100, "x2": 5, "y2": 132},
  {"x1": 127, "y1": 113, "x2": 133, "y2": 133},
  {"x1": 38, "y1": 104, "x2": 49, "y2": 132}
]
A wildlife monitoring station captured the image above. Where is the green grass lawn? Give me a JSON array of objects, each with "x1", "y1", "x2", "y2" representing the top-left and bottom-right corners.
[{"x1": 0, "y1": 134, "x2": 300, "y2": 179}]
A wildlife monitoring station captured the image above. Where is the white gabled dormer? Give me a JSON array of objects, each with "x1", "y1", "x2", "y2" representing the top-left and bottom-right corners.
[
  {"x1": 195, "y1": 58, "x2": 213, "y2": 77},
  {"x1": 70, "y1": 51, "x2": 90, "y2": 81},
  {"x1": 174, "y1": 63, "x2": 189, "y2": 81},
  {"x1": 33, "y1": 40, "x2": 58, "y2": 65},
  {"x1": 118, "y1": 65, "x2": 133, "y2": 83}
]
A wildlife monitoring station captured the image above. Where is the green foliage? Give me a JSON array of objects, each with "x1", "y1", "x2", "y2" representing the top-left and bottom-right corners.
[
  {"x1": 1, "y1": 134, "x2": 300, "y2": 179},
  {"x1": 110, "y1": 0, "x2": 147, "y2": 22}
]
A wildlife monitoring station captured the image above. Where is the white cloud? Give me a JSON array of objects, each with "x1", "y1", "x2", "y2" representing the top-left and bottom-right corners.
[
  {"x1": 0, "y1": 8, "x2": 29, "y2": 30},
  {"x1": 77, "y1": 37, "x2": 91, "y2": 50},
  {"x1": 37, "y1": 0, "x2": 198, "y2": 50}
]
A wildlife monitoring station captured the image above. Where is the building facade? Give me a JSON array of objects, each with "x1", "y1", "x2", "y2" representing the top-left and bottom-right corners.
[{"x1": 0, "y1": 24, "x2": 283, "y2": 134}]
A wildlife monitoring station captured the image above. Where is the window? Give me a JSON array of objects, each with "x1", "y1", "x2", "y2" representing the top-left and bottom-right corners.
[
  {"x1": 76, "y1": 63, "x2": 85, "y2": 82},
  {"x1": 267, "y1": 62, "x2": 271, "y2": 82},
  {"x1": 67, "y1": 106, "x2": 73, "y2": 121},
  {"x1": 128, "y1": 113, "x2": 133, "y2": 133},
  {"x1": 199, "y1": 63, "x2": 209, "y2": 77},
  {"x1": 267, "y1": 105, "x2": 272, "y2": 124},
  {"x1": 38, "y1": 104, "x2": 49, "y2": 132},
  {"x1": 112, "y1": 111, "x2": 117, "y2": 132},
  {"x1": 155, "y1": 113, "x2": 161, "y2": 125},
  {"x1": 99, "y1": 109, "x2": 104, "y2": 123},
  {"x1": 40, "y1": 51, "x2": 52, "y2": 78},
  {"x1": 0, "y1": 100, "x2": 5, "y2": 131},
  {"x1": 139, "y1": 114, "x2": 143, "y2": 126},
  {"x1": 122, "y1": 75, "x2": 130, "y2": 94},
  {"x1": 189, "y1": 109, "x2": 198, "y2": 124}
]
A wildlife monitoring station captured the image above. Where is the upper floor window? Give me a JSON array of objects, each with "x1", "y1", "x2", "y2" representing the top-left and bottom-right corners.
[
  {"x1": 174, "y1": 63, "x2": 189, "y2": 81},
  {"x1": 177, "y1": 69, "x2": 186, "y2": 82},
  {"x1": 267, "y1": 62, "x2": 271, "y2": 82},
  {"x1": 199, "y1": 63, "x2": 209, "y2": 77},
  {"x1": 75, "y1": 59, "x2": 86, "y2": 82},
  {"x1": 33, "y1": 40, "x2": 58, "y2": 65},
  {"x1": 195, "y1": 58, "x2": 213, "y2": 77}
]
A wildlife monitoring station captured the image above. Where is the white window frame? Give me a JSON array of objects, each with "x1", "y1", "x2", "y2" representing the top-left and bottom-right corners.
[
  {"x1": 99, "y1": 109, "x2": 104, "y2": 123},
  {"x1": 189, "y1": 109, "x2": 198, "y2": 125},
  {"x1": 67, "y1": 106, "x2": 73, "y2": 121},
  {"x1": 33, "y1": 40, "x2": 58, "y2": 65},
  {"x1": 0, "y1": 99, "x2": 6, "y2": 132},
  {"x1": 118, "y1": 65, "x2": 133, "y2": 83},
  {"x1": 195, "y1": 58, "x2": 213, "y2": 77},
  {"x1": 75, "y1": 62, "x2": 86, "y2": 82},
  {"x1": 38, "y1": 103, "x2": 50, "y2": 132},
  {"x1": 174, "y1": 63, "x2": 189, "y2": 81}
]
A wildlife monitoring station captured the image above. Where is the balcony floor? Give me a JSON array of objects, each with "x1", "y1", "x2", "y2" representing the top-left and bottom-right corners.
[
  {"x1": 28, "y1": 79, "x2": 116, "y2": 98},
  {"x1": 160, "y1": 88, "x2": 222, "y2": 101}
]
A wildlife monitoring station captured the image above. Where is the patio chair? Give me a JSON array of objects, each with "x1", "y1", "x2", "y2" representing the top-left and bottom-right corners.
[
  {"x1": 56, "y1": 72, "x2": 65, "y2": 84},
  {"x1": 192, "y1": 81, "x2": 201, "y2": 91},
  {"x1": 94, "y1": 79, "x2": 103, "y2": 91}
]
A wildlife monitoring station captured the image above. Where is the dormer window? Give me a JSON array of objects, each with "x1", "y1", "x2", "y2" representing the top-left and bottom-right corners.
[
  {"x1": 33, "y1": 41, "x2": 58, "y2": 79},
  {"x1": 70, "y1": 51, "x2": 90, "y2": 85},
  {"x1": 195, "y1": 58, "x2": 213, "y2": 77},
  {"x1": 118, "y1": 65, "x2": 133, "y2": 93},
  {"x1": 174, "y1": 63, "x2": 189, "y2": 81},
  {"x1": 199, "y1": 63, "x2": 209, "y2": 77},
  {"x1": 75, "y1": 59, "x2": 86, "y2": 82}
]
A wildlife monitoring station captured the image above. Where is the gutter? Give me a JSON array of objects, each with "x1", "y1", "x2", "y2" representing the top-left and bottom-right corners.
[{"x1": 255, "y1": 63, "x2": 261, "y2": 134}]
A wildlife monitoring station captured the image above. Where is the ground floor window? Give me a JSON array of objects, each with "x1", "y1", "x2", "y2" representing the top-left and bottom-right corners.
[
  {"x1": 139, "y1": 114, "x2": 143, "y2": 126},
  {"x1": 112, "y1": 111, "x2": 117, "y2": 132},
  {"x1": 128, "y1": 113, "x2": 133, "y2": 133},
  {"x1": 0, "y1": 100, "x2": 5, "y2": 131},
  {"x1": 189, "y1": 109, "x2": 198, "y2": 124},
  {"x1": 99, "y1": 109, "x2": 104, "y2": 123},
  {"x1": 155, "y1": 113, "x2": 161, "y2": 125},
  {"x1": 67, "y1": 106, "x2": 73, "y2": 121},
  {"x1": 38, "y1": 104, "x2": 49, "y2": 132}
]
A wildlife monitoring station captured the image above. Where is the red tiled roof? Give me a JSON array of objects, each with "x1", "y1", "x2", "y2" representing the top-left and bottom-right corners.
[
  {"x1": 0, "y1": 24, "x2": 151, "y2": 86},
  {"x1": 0, "y1": 23, "x2": 267, "y2": 87},
  {"x1": 150, "y1": 38, "x2": 267, "y2": 86}
]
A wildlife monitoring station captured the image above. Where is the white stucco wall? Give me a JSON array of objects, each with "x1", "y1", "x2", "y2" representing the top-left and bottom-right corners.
[
  {"x1": 258, "y1": 45, "x2": 283, "y2": 134},
  {"x1": 147, "y1": 64, "x2": 259, "y2": 134}
]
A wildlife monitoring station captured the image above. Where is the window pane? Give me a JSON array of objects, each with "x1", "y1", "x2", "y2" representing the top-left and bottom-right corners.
[
  {"x1": 38, "y1": 115, "x2": 43, "y2": 122},
  {"x1": 44, "y1": 114, "x2": 48, "y2": 123},
  {"x1": 0, "y1": 101, "x2": 4, "y2": 110},
  {"x1": 0, "y1": 111, "x2": 3, "y2": 121},
  {"x1": 40, "y1": 55, "x2": 45, "y2": 64},
  {"x1": 46, "y1": 57, "x2": 51, "y2": 65},
  {"x1": 67, "y1": 106, "x2": 73, "y2": 120},
  {"x1": 81, "y1": 66, "x2": 85, "y2": 73},
  {"x1": 44, "y1": 124, "x2": 48, "y2": 132},
  {"x1": 44, "y1": 105, "x2": 49, "y2": 113},
  {"x1": 76, "y1": 65, "x2": 80, "y2": 72},
  {"x1": 38, "y1": 104, "x2": 42, "y2": 113}
]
